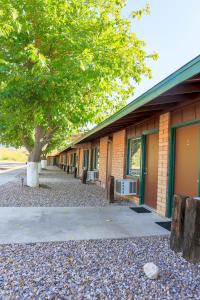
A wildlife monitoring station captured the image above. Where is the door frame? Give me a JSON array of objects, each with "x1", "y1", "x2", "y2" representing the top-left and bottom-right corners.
[
  {"x1": 106, "y1": 138, "x2": 113, "y2": 184},
  {"x1": 167, "y1": 118, "x2": 200, "y2": 217},
  {"x1": 140, "y1": 128, "x2": 159, "y2": 205}
]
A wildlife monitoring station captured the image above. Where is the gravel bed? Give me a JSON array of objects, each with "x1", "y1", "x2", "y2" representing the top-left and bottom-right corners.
[
  {"x1": 0, "y1": 236, "x2": 199, "y2": 299},
  {"x1": 0, "y1": 169, "x2": 109, "y2": 207},
  {"x1": 0, "y1": 168, "x2": 133, "y2": 207}
]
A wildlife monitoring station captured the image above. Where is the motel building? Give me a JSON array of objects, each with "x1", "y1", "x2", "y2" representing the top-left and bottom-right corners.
[{"x1": 48, "y1": 55, "x2": 200, "y2": 218}]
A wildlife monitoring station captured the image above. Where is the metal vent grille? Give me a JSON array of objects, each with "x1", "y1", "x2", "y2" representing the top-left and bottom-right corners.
[{"x1": 115, "y1": 180, "x2": 137, "y2": 196}]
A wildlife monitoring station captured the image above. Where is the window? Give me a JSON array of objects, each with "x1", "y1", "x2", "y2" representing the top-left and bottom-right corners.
[
  {"x1": 83, "y1": 150, "x2": 89, "y2": 170},
  {"x1": 70, "y1": 154, "x2": 73, "y2": 166},
  {"x1": 70, "y1": 153, "x2": 76, "y2": 167},
  {"x1": 127, "y1": 138, "x2": 142, "y2": 177},
  {"x1": 91, "y1": 147, "x2": 99, "y2": 170}
]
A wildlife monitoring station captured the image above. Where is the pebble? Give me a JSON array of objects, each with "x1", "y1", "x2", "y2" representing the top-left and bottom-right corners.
[
  {"x1": 143, "y1": 262, "x2": 160, "y2": 279},
  {"x1": 0, "y1": 169, "x2": 109, "y2": 207},
  {"x1": 0, "y1": 168, "x2": 199, "y2": 299},
  {"x1": 0, "y1": 237, "x2": 199, "y2": 299}
]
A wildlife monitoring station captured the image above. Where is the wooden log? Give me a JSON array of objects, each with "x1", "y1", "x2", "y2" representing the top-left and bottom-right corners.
[
  {"x1": 107, "y1": 176, "x2": 115, "y2": 203},
  {"x1": 74, "y1": 167, "x2": 77, "y2": 178},
  {"x1": 170, "y1": 194, "x2": 188, "y2": 252},
  {"x1": 82, "y1": 169, "x2": 87, "y2": 184},
  {"x1": 183, "y1": 197, "x2": 200, "y2": 263},
  {"x1": 67, "y1": 165, "x2": 69, "y2": 174}
]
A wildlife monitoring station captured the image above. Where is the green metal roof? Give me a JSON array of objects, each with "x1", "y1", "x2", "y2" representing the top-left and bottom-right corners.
[{"x1": 73, "y1": 55, "x2": 200, "y2": 145}]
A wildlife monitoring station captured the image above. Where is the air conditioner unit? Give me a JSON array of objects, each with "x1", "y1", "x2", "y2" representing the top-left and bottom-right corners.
[
  {"x1": 87, "y1": 171, "x2": 99, "y2": 181},
  {"x1": 115, "y1": 179, "x2": 137, "y2": 196}
]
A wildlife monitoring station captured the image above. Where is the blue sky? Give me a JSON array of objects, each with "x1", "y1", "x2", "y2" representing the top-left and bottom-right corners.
[{"x1": 123, "y1": 0, "x2": 200, "y2": 101}]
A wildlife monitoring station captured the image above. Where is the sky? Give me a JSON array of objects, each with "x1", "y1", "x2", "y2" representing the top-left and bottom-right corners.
[{"x1": 123, "y1": 0, "x2": 200, "y2": 101}]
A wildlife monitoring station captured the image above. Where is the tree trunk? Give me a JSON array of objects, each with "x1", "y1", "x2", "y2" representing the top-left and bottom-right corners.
[
  {"x1": 26, "y1": 125, "x2": 57, "y2": 187},
  {"x1": 41, "y1": 153, "x2": 47, "y2": 169},
  {"x1": 182, "y1": 197, "x2": 200, "y2": 263},
  {"x1": 27, "y1": 162, "x2": 39, "y2": 187},
  {"x1": 170, "y1": 194, "x2": 188, "y2": 252},
  {"x1": 38, "y1": 161, "x2": 42, "y2": 174},
  {"x1": 27, "y1": 127, "x2": 43, "y2": 187},
  {"x1": 41, "y1": 159, "x2": 47, "y2": 169}
]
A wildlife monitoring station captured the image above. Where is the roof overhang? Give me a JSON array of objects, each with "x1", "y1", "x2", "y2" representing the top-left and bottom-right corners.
[{"x1": 74, "y1": 55, "x2": 200, "y2": 144}]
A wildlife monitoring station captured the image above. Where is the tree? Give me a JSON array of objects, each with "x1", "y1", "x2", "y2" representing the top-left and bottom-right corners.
[{"x1": 0, "y1": 0, "x2": 158, "y2": 186}]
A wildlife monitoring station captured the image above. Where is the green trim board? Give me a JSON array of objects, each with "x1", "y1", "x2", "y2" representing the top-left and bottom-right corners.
[
  {"x1": 142, "y1": 128, "x2": 159, "y2": 135},
  {"x1": 90, "y1": 147, "x2": 99, "y2": 170},
  {"x1": 83, "y1": 149, "x2": 89, "y2": 170},
  {"x1": 126, "y1": 130, "x2": 159, "y2": 204},
  {"x1": 126, "y1": 138, "x2": 131, "y2": 175},
  {"x1": 74, "y1": 55, "x2": 200, "y2": 145},
  {"x1": 140, "y1": 135, "x2": 146, "y2": 205},
  {"x1": 167, "y1": 128, "x2": 176, "y2": 217},
  {"x1": 171, "y1": 118, "x2": 200, "y2": 129},
  {"x1": 126, "y1": 137, "x2": 142, "y2": 177},
  {"x1": 167, "y1": 119, "x2": 200, "y2": 217},
  {"x1": 198, "y1": 128, "x2": 200, "y2": 197}
]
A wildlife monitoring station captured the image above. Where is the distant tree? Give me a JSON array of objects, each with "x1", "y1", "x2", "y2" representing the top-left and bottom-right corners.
[{"x1": 0, "y1": 0, "x2": 158, "y2": 186}]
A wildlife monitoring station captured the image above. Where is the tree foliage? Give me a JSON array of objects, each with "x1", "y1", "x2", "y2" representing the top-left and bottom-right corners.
[{"x1": 0, "y1": 0, "x2": 158, "y2": 160}]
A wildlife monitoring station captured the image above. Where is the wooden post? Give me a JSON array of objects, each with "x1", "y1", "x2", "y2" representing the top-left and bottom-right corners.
[
  {"x1": 67, "y1": 165, "x2": 69, "y2": 174},
  {"x1": 82, "y1": 169, "x2": 87, "y2": 184},
  {"x1": 107, "y1": 176, "x2": 115, "y2": 203},
  {"x1": 74, "y1": 167, "x2": 77, "y2": 178},
  {"x1": 182, "y1": 197, "x2": 200, "y2": 263},
  {"x1": 170, "y1": 194, "x2": 188, "y2": 252}
]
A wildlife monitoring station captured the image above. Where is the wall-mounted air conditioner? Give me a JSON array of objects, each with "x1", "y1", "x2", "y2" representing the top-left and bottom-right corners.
[
  {"x1": 115, "y1": 179, "x2": 137, "y2": 196},
  {"x1": 87, "y1": 170, "x2": 99, "y2": 181}
]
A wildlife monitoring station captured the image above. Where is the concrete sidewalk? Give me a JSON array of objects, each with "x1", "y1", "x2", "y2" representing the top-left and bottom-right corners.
[
  {"x1": 0, "y1": 163, "x2": 26, "y2": 186},
  {"x1": 0, "y1": 206, "x2": 169, "y2": 244}
]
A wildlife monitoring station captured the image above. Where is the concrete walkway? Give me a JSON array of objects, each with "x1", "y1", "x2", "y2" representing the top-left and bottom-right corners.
[
  {"x1": 0, "y1": 206, "x2": 169, "y2": 244},
  {"x1": 0, "y1": 162, "x2": 26, "y2": 186}
]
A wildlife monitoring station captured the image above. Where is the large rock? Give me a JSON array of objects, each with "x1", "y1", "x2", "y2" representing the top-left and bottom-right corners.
[{"x1": 143, "y1": 262, "x2": 159, "y2": 279}]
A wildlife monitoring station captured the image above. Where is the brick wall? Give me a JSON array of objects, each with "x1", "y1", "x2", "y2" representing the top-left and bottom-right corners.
[
  {"x1": 99, "y1": 136, "x2": 108, "y2": 188},
  {"x1": 157, "y1": 112, "x2": 170, "y2": 216},
  {"x1": 111, "y1": 130, "x2": 126, "y2": 179}
]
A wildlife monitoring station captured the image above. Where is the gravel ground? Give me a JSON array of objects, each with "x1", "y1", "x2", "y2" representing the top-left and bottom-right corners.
[
  {"x1": 0, "y1": 169, "x2": 109, "y2": 207},
  {"x1": 0, "y1": 168, "x2": 133, "y2": 207},
  {"x1": 0, "y1": 236, "x2": 199, "y2": 300}
]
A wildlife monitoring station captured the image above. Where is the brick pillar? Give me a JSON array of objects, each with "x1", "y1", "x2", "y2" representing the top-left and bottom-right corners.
[
  {"x1": 111, "y1": 129, "x2": 126, "y2": 179},
  {"x1": 99, "y1": 136, "x2": 108, "y2": 188},
  {"x1": 157, "y1": 112, "x2": 170, "y2": 216}
]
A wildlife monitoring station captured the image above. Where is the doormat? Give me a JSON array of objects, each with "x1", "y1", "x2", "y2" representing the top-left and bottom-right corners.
[
  {"x1": 155, "y1": 221, "x2": 171, "y2": 231},
  {"x1": 130, "y1": 207, "x2": 151, "y2": 213}
]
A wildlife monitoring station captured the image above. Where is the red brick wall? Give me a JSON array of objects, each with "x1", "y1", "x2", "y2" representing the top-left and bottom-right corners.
[
  {"x1": 111, "y1": 130, "x2": 126, "y2": 179},
  {"x1": 157, "y1": 112, "x2": 170, "y2": 216}
]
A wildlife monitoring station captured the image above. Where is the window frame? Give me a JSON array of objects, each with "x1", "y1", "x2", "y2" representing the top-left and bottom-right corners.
[
  {"x1": 91, "y1": 147, "x2": 99, "y2": 170},
  {"x1": 126, "y1": 137, "x2": 142, "y2": 177},
  {"x1": 83, "y1": 149, "x2": 89, "y2": 170}
]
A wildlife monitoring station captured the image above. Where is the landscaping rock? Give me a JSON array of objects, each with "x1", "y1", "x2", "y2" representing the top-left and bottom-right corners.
[
  {"x1": 143, "y1": 262, "x2": 160, "y2": 279},
  {"x1": 0, "y1": 168, "x2": 132, "y2": 207},
  {"x1": 0, "y1": 236, "x2": 199, "y2": 299}
]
